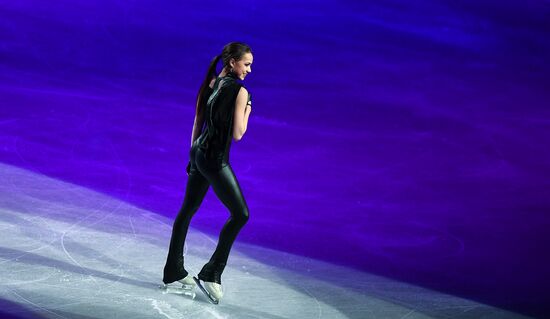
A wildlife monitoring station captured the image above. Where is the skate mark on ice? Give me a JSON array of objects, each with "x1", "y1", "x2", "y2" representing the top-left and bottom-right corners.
[
  {"x1": 147, "y1": 298, "x2": 185, "y2": 319},
  {"x1": 128, "y1": 213, "x2": 137, "y2": 238},
  {"x1": 204, "y1": 307, "x2": 227, "y2": 319},
  {"x1": 58, "y1": 141, "x2": 130, "y2": 286},
  {"x1": 0, "y1": 215, "x2": 58, "y2": 266},
  {"x1": 10, "y1": 288, "x2": 69, "y2": 319},
  {"x1": 400, "y1": 308, "x2": 417, "y2": 319},
  {"x1": 298, "y1": 284, "x2": 322, "y2": 319}
]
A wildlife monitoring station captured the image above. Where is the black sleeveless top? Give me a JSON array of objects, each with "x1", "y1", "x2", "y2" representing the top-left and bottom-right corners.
[{"x1": 195, "y1": 72, "x2": 245, "y2": 166}]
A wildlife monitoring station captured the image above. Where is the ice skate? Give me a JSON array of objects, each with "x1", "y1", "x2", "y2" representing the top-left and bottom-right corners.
[
  {"x1": 193, "y1": 276, "x2": 223, "y2": 304},
  {"x1": 160, "y1": 274, "x2": 197, "y2": 298}
]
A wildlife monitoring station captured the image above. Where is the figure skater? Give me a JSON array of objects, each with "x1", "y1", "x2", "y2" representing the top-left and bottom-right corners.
[{"x1": 162, "y1": 42, "x2": 253, "y2": 304}]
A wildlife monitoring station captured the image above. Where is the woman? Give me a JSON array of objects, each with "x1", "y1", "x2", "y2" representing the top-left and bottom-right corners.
[{"x1": 162, "y1": 42, "x2": 253, "y2": 304}]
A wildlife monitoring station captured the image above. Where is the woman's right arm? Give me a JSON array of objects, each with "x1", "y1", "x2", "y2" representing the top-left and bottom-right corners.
[{"x1": 233, "y1": 87, "x2": 252, "y2": 141}]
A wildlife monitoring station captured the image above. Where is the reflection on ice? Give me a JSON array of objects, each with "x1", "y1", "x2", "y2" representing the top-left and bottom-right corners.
[{"x1": 159, "y1": 283, "x2": 196, "y2": 299}]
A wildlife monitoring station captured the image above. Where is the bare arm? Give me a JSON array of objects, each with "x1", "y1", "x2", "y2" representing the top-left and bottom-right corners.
[{"x1": 233, "y1": 87, "x2": 252, "y2": 141}]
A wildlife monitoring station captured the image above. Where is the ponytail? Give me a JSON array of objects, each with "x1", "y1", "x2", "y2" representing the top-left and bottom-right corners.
[
  {"x1": 195, "y1": 42, "x2": 251, "y2": 117},
  {"x1": 195, "y1": 54, "x2": 222, "y2": 117}
]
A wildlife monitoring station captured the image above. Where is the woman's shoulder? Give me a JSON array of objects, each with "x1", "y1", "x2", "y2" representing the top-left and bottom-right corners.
[
  {"x1": 208, "y1": 77, "x2": 217, "y2": 89},
  {"x1": 227, "y1": 78, "x2": 247, "y2": 95}
]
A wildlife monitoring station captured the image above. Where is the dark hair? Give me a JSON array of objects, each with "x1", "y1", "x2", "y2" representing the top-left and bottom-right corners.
[{"x1": 195, "y1": 42, "x2": 252, "y2": 117}]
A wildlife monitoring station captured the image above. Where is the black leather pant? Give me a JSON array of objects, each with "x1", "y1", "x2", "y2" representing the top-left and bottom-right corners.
[{"x1": 163, "y1": 142, "x2": 249, "y2": 285}]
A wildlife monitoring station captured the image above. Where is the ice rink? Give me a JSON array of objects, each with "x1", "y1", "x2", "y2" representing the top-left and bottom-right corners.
[
  {"x1": 1, "y1": 0, "x2": 548, "y2": 317},
  {"x1": 0, "y1": 163, "x2": 530, "y2": 318}
]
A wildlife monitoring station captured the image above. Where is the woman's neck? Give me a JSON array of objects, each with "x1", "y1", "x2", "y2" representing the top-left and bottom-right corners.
[{"x1": 218, "y1": 68, "x2": 235, "y2": 78}]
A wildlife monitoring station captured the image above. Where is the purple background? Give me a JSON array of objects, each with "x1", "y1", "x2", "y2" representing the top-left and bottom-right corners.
[{"x1": 1, "y1": 0, "x2": 549, "y2": 317}]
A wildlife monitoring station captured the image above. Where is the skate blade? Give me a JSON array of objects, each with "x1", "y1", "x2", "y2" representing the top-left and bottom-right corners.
[
  {"x1": 193, "y1": 276, "x2": 219, "y2": 305},
  {"x1": 159, "y1": 283, "x2": 196, "y2": 299}
]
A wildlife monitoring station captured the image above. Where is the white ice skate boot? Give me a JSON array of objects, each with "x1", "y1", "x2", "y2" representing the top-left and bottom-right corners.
[
  {"x1": 193, "y1": 277, "x2": 223, "y2": 304},
  {"x1": 177, "y1": 274, "x2": 197, "y2": 289}
]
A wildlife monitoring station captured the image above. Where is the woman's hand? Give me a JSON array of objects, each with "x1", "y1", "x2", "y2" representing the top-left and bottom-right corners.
[{"x1": 246, "y1": 92, "x2": 252, "y2": 113}]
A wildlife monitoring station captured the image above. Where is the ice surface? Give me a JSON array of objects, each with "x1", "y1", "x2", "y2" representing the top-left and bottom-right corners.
[{"x1": 0, "y1": 163, "x2": 532, "y2": 318}]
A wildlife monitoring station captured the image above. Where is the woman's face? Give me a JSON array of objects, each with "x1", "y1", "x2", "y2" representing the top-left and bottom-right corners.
[{"x1": 230, "y1": 52, "x2": 253, "y2": 80}]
